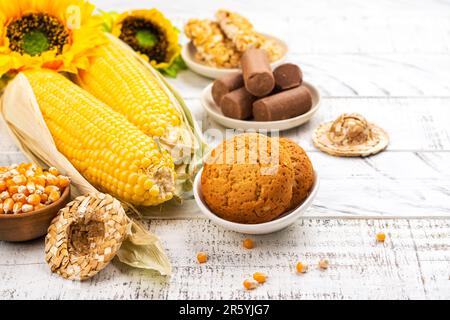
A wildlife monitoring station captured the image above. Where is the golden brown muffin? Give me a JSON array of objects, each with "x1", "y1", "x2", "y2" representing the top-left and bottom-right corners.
[
  {"x1": 201, "y1": 133, "x2": 295, "y2": 224},
  {"x1": 279, "y1": 138, "x2": 315, "y2": 210}
]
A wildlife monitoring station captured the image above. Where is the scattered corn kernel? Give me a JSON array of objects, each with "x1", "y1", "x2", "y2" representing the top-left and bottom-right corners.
[
  {"x1": 27, "y1": 194, "x2": 41, "y2": 206},
  {"x1": 21, "y1": 204, "x2": 34, "y2": 213},
  {"x1": 48, "y1": 167, "x2": 59, "y2": 176},
  {"x1": 40, "y1": 193, "x2": 49, "y2": 204},
  {"x1": 296, "y1": 262, "x2": 309, "y2": 274},
  {"x1": 58, "y1": 176, "x2": 70, "y2": 188},
  {"x1": 243, "y1": 279, "x2": 258, "y2": 290},
  {"x1": 197, "y1": 252, "x2": 208, "y2": 264},
  {"x1": 12, "y1": 174, "x2": 27, "y2": 186},
  {"x1": 35, "y1": 185, "x2": 45, "y2": 195},
  {"x1": 18, "y1": 185, "x2": 30, "y2": 196},
  {"x1": 376, "y1": 232, "x2": 386, "y2": 242},
  {"x1": 45, "y1": 174, "x2": 59, "y2": 186},
  {"x1": 48, "y1": 191, "x2": 61, "y2": 203},
  {"x1": 319, "y1": 259, "x2": 329, "y2": 270},
  {"x1": 12, "y1": 193, "x2": 26, "y2": 204},
  {"x1": 243, "y1": 238, "x2": 254, "y2": 249},
  {"x1": 34, "y1": 203, "x2": 45, "y2": 210},
  {"x1": 44, "y1": 185, "x2": 59, "y2": 195},
  {"x1": 8, "y1": 185, "x2": 19, "y2": 194},
  {"x1": 252, "y1": 272, "x2": 267, "y2": 284},
  {"x1": 33, "y1": 175, "x2": 46, "y2": 187},
  {"x1": 3, "y1": 198, "x2": 13, "y2": 213},
  {"x1": 0, "y1": 191, "x2": 10, "y2": 201},
  {"x1": 12, "y1": 202, "x2": 23, "y2": 214},
  {"x1": 26, "y1": 181, "x2": 36, "y2": 193}
]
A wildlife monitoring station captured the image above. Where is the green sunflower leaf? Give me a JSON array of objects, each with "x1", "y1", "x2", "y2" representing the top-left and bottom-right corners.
[{"x1": 158, "y1": 55, "x2": 187, "y2": 78}]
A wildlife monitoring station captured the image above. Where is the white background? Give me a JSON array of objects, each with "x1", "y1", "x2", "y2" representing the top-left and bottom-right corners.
[{"x1": 0, "y1": 0, "x2": 449, "y2": 299}]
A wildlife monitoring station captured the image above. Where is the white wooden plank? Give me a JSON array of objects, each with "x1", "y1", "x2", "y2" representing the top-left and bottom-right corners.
[
  {"x1": 198, "y1": 97, "x2": 450, "y2": 151},
  {"x1": 92, "y1": 0, "x2": 450, "y2": 55},
  {"x1": 168, "y1": 54, "x2": 450, "y2": 98},
  {"x1": 0, "y1": 218, "x2": 448, "y2": 299},
  {"x1": 92, "y1": 0, "x2": 450, "y2": 18},
  {"x1": 3, "y1": 98, "x2": 450, "y2": 218},
  {"x1": 3, "y1": 98, "x2": 448, "y2": 154},
  {"x1": 89, "y1": 0, "x2": 450, "y2": 97},
  {"x1": 1, "y1": 150, "x2": 449, "y2": 218}
]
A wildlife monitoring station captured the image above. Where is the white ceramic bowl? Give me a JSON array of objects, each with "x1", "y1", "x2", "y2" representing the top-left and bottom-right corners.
[
  {"x1": 201, "y1": 81, "x2": 321, "y2": 131},
  {"x1": 182, "y1": 34, "x2": 288, "y2": 79},
  {"x1": 193, "y1": 168, "x2": 320, "y2": 235}
]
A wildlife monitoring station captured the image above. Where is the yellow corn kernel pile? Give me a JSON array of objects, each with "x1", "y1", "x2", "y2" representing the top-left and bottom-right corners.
[{"x1": 0, "y1": 163, "x2": 69, "y2": 214}]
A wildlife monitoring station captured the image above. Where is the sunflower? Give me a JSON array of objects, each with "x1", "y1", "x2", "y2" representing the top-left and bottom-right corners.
[
  {"x1": 0, "y1": 0, "x2": 106, "y2": 77},
  {"x1": 111, "y1": 9, "x2": 181, "y2": 70}
]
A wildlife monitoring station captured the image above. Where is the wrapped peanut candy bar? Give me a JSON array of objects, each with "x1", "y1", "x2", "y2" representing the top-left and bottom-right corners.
[
  {"x1": 185, "y1": 19, "x2": 241, "y2": 68},
  {"x1": 215, "y1": 9, "x2": 284, "y2": 62}
]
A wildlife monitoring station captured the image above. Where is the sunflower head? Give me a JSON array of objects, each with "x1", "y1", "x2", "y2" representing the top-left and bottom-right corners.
[
  {"x1": 111, "y1": 9, "x2": 181, "y2": 70},
  {"x1": 0, "y1": 0, "x2": 106, "y2": 77}
]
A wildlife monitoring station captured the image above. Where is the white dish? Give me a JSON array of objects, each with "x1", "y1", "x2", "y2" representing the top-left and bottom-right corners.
[
  {"x1": 201, "y1": 81, "x2": 321, "y2": 131},
  {"x1": 193, "y1": 168, "x2": 320, "y2": 235},
  {"x1": 182, "y1": 34, "x2": 288, "y2": 79}
]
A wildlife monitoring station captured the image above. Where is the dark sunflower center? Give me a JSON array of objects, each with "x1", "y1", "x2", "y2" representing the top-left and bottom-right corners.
[
  {"x1": 7, "y1": 13, "x2": 69, "y2": 56},
  {"x1": 119, "y1": 17, "x2": 168, "y2": 63}
]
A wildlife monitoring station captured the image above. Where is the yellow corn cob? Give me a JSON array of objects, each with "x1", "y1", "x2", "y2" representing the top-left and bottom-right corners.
[
  {"x1": 78, "y1": 40, "x2": 181, "y2": 139},
  {"x1": 24, "y1": 69, "x2": 175, "y2": 206}
]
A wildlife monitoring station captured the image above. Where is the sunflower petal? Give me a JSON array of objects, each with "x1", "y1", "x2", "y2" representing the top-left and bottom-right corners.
[{"x1": 0, "y1": 0, "x2": 106, "y2": 77}]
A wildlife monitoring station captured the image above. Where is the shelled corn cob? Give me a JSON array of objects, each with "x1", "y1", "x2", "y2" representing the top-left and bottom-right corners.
[{"x1": 24, "y1": 69, "x2": 175, "y2": 206}]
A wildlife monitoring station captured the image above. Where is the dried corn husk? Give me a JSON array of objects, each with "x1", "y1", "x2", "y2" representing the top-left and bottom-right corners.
[{"x1": 0, "y1": 73, "x2": 171, "y2": 276}]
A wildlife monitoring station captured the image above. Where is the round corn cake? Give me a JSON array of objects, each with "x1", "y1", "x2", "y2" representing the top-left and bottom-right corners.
[
  {"x1": 279, "y1": 138, "x2": 314, "y2": 210},
  {"x1": 201, "y1": 133, "x2": 295, "y2": 224}
]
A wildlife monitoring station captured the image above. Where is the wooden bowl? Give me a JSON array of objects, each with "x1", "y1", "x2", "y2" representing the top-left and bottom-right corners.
[{"x1": 0, "y1": 187, "x2": 71, "y2": 242}]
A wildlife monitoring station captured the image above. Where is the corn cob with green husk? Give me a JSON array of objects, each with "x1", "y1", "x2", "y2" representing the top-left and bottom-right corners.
[
  {"x1": 23, "y1": 69, "x2": 176, "y2": 207},
  {"x1": 77, "y1": 35, "x2": 206, "y2": 199}
]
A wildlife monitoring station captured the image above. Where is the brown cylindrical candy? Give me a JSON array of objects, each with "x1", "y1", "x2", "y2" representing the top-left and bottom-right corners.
[
  {"x1": 220, "y1": 87, "x2": 257, "y2": 120},
  {"x1": 274, "y1": 63, "x2": 303, "y2": 90},
  {"x1": 253, "y1": 86, "x2": 312, "y2": 122},
  {"x1": 212, "y1": 73, "x2": 244, "y2": 105},
  {"x1": 241, "y1": 48, "x2": 275, "y2": 97}
]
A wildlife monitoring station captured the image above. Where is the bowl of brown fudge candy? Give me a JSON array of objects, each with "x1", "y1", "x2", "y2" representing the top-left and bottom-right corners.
[{"x1": 201, "y1": 49, "x2": 321, "y2": 131}]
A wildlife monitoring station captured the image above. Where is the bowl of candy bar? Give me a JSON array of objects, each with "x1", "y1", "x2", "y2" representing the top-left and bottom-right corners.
[{"x1": 183, "y1": 9, "x2": 287, "y2": 79}]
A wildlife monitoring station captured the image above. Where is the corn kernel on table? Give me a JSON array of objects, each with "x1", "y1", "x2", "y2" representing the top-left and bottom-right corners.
[{"x1": 1, "y1": 0, "x2": 449, "y2": 299}]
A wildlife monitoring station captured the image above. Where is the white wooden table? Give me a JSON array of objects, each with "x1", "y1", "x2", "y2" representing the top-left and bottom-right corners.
[{"x1": 1, "y1": 0, "x2": 449, "y2": 300}]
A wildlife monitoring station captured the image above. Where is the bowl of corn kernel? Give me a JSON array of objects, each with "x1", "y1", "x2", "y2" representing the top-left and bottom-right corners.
[{"x1": 0, "y1": 163, "x2": 71, "y2": 242}]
